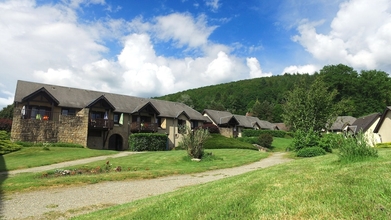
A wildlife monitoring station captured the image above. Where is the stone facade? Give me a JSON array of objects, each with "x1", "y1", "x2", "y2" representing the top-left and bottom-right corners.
[{"x1": 11, "y1": 108, "x2": 89, "y2": 147}]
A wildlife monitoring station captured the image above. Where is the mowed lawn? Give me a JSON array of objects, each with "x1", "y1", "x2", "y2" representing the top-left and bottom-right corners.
[
  {"x1": 0, "y1": 147, "x2": 118, "y2": 172},
  {"x1": 0, "y1": 149, "x2": 268, "y2": 193},
  {"x1": 74, "y1": 149, "x2": 391, "y2": 220}
]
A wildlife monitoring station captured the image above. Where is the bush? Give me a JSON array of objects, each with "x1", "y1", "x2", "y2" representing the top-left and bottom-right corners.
[
  {"x1": 258, "y1": 133, "x2": 273, "y2": 148},
  {"x1": 0, "y1": 118, "x2": 12, "y2": 132},
  {"x1": 129, "y1": 133, "x2": 167, "y2": 151},
  {"x1": 242, "y1": 129, "x2": 292, "y2": 138},
  {"x1": 0, "y1": 131, "x2": 22, "y2": 155},
  {"x1": 296, "y1": 147, "x2": 326, "y2": 157},
  {"x1": 338, "y1": 133, "x2": 378, "y2": 162},
  {"x1": 179, "y1": 127, "x2": 210, "y2": 159},
  {"x1": 317, "y1": 133, "x2": 340, "y2": 153},
  {"x1": 290, "y1": 129, "x2": 320, "y2": 151}
]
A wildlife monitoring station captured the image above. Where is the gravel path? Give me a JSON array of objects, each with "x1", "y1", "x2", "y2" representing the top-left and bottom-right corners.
[{"x1": 0, "y1": 152, "x2": 292, "y2": 220}]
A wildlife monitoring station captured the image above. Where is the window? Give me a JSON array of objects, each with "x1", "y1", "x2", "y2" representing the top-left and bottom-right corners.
[
  {"x1": 90, "y1": 111, "x2": 104, "y2": 120},
  {"x1": 113, "y1": 113, "x2": 120, "y2": 124},
  {"x1": 61, "y1": 108, "x2": 76, "y2": 116},
  {"x1": 132, "y1": 116, "x2": 151, "y2": 123},
  {"x1": 29, "y1": 106, "x2": 51, "y2": 120},
  {"x1": 178, "y1": 119, "x2": 186, "y2": 134},
  {"x1": 191, "y1": 121, "x2": 199, "y2": 129}
]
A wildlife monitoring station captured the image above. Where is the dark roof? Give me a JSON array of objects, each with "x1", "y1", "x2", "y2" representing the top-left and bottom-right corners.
[
  {"x1": 14, "y1": 80, "x2": 205, "y2": 121},
  {"x1": 374, "y1": 106, "x2": 391, "y2": 133},
  {"x1": 273, "y1": 123, "x2": 288, "y2": 131},
  {"x1": 203, "y1": 109, "x2": 275, "y2": 129},
  {"x1": 349, "y1": 113, "x2": 381, "y2": 133},
  {"x1": 329, "y1": 116, "x2": 356, "y2": 131}
]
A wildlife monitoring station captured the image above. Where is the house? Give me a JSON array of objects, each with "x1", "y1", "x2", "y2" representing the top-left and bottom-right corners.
[
  {"x1": 273, "y1": 123, "x2": 289, "y2": 132},
  {"x1": 202, "y1": 109, "x2": 275, "y2": 138},
  {"x1": 347, "y1": 112, "x2": 381, "y2": 146},
  {"x1": 328, "y1": 116, "x2": 356, "y2": 133},
  {"x1": 11, "y1": 80, "x2": 206, "y2": 150},
  {"x1": 373, "y1": 106, "x2": 391, "y2": 144}
]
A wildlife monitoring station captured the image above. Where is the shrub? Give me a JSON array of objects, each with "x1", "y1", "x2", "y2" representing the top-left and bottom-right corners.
[
  {"x1": 0, "y1": 118, "x2": 12, "y2": 132},
  {"x1": 338, "y1": 132, "x2": 378, "y2": 162},
  {"x1": 290, "y1": 129, "x2": 320, "y2": 151},
  {"x1": 204, "y1": 134, "x2": 257, "y2": 150},
  {"x1": 236, "y1": 137, "x2": 258, "y2": 145},
  {"x1": 179, "y1": 127, "x2": 210, "y2": 159},
  {"x1": 0, "y1": 131, "x2": 22, "y2": 155},
  {"x1": 129, "y1": 133, "x2": 167, "y2": 151},
  {"x1": 317, "y1": 133, "x2": 340, "y2": 153},
  {"x1": 258, "y1": 133, "x2": 273, "y2": 148},
  {"x1": 296, "y1": 147, "x2": 326, "y2": 157}
]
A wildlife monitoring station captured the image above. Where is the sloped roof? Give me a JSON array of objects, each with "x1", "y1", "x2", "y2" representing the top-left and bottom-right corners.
[
  {"x1": 203, "y1": 109, "x2": 238, "y2": 125},
  {"x1": 374, "y1": 106, "x2": 391, "y2": 133},
  {"x1": 349, "y1": 113, "x2": 381, "y2": 134},
  {"x1": 14, "y1": 80, "x2": 205, "y2": 121},
  {"x1": 233, "y1": 115, "x2": 260, "y2": 128},
  {"x1": 329, "y1": 116, "x2": 356, "y2": 131},
  {"x1": 274, "y1": 123, "x2": 288, "y2": 131}
]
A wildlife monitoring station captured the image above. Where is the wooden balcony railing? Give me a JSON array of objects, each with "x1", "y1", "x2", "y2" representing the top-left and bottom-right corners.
[
  {"x1": 89, "y1": 119, "x2": 114, "y2": 130},
  {"x1": 130, "y1": 122, "x2": 158, "y2": 133}
]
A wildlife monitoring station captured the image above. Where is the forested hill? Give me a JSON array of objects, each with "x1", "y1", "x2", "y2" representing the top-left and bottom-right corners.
[{"x1": 155, "y1": 64, "x2": 391, "y2": 123}]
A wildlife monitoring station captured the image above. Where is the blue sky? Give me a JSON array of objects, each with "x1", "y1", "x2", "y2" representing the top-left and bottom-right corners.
[{"x1": 1, "y1": 0, "x2": 390, "y2": 108}]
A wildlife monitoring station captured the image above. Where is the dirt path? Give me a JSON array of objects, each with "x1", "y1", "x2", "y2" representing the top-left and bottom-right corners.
[{"x1": 0, "y1": 152, "x2": 292, "y2": 220}]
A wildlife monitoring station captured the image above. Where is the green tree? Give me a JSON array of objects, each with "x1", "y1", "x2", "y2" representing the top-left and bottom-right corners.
[
  {"x1": 177, "y1": 94, "x2": 194, "y2": 108},
  {"x1": 251, "y1": 99, "x2": 274, "y2": 122},
  {"x1": 282, "y1": 76, "x2": 341, "y2": 133},
  {"x1": 0, "y1": 104, "x2": 14, "y2": 119}
]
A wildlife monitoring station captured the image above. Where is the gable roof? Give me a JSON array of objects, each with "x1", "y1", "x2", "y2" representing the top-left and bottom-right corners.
[
  {"x1": 374, "y1": 106, "x2": 391, "y2": 133},
  {"x1": 14, "y1": 80, "x2": 205, "y2": 121},
  {"x1": 86, "y1": 95, "x2": 116, "y2": 111},
  {"x1": 202, "y1": 109, "x2": 239, "y2": 126},
  {"x1": 348, "y1": 113, "x2": 381, "y2": 134},
  {"x1": 21, "y1": 87, "x2": 60, "y2": 106},
  {"x1": 329, "y1": 116, "x2": 356, "y2": 131}
]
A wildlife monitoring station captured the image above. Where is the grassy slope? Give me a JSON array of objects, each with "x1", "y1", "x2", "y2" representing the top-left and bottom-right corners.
[{"x1": 74, "y1": 149, "x2": 391, "y2": 220}]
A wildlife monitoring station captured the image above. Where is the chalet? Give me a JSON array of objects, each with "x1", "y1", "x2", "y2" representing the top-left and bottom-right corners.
[
  {"x1": 328, "y1": 116, "x2": 356, "y2": 133},
  {"x1": 373, "y1": 106, "x2": 391, "y2": 144},
  {"x1": 11, "y1": 80, "x2": 206, "y2": 150},
  {"x1": 202, "y1": 109, "x2": 275, "y2": 138},
  {"x1": 347, "y1": 112, "x2": 381, "y2": 146}
]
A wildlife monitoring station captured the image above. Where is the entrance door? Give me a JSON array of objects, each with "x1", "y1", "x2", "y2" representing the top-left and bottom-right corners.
[{"x1": 108, "y1": 134, "x2": 123, "y2": 151}]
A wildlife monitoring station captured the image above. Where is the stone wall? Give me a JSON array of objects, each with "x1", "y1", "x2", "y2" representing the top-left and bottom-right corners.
[
  {"x1": 11, "y1": 108, "x2": 89, "y2": 147},
  {"x1": 220, "y1": 127, "x2": 233, "y2": 138}
]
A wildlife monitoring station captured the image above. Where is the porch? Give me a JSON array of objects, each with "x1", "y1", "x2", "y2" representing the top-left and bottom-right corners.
[{"x1": 130, "y1": 122, "x2": 158, "y2": 133}]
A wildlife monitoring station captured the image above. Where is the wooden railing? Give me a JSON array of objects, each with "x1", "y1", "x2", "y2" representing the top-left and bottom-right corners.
[
  {"x1": 130, "y1": 122, "x2": 158, "y2": 132},
  {"x1": 89, "y1": 119, "x2": 114, "y2": 130}
]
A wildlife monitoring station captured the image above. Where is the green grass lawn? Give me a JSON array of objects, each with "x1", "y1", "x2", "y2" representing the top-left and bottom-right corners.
[
  {"x1": 204, "y1": 134, "x2": 257, "y2": 150},
  {"x1": 74, "y1": 149, "x2": 391, "y2": 220},
  {"x1": 0, "y1": 147, "x2": 118, "y2": 172},
  {"x1": 272, "y1": 137, "x2": 293, "y2": 152},
  {"x1": 0, "y1": 149, "x2": 268, "y2": 193}
]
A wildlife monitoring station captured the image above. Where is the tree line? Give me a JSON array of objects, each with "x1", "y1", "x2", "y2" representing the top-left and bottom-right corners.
[{"x1": 156, "y1": 64, "x2": 391, "y2": 122}]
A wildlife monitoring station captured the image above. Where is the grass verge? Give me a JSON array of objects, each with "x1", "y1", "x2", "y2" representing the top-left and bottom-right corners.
[
  {"x1": 204, "y1": 134, "x2": 256, "y2": 150},
  {"x1": 0, "y1": 149, "x2": 267, "y2": 193},
  {"x1": 74, "y1": 149, "x2": 391, "y2": 220},
  {"x1": 0, "y1": 147, "x2": 118, "y2": 172}
]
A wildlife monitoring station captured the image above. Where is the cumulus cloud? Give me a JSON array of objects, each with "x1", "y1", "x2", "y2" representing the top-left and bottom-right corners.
[
  {"x1": 293, "y1": 0, "x2": 391, "y2": 71},
  {"x1": 0, "y1": 0, "x2": 268, "y2": 108},
  {"x1": 281, "y1": 64, "x2": 319, "y2": 75},
  {"x1": 247, "y1": 57, "x2": 272, "y2": 78}
]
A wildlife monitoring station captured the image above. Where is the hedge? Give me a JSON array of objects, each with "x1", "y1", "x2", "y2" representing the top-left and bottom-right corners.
[
  {"x1": 242, "y1": 129, "x2": 292, "y2": 138},
  {"x1": 129, "y1": 133, "x2": 167, "y2": 151}
]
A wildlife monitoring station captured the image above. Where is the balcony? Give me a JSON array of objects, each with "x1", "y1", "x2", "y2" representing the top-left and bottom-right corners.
[
  {"x1": 89, "y1": 119, "x2": 114, "y2": 130},
  {"x1": 130, "y1": 122, "x2": 158, "y2": 133}
]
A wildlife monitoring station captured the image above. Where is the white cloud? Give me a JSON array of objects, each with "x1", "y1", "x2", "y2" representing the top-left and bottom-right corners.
[
  {"x1": 247, "y1": 57, "x2": 272, "y2": 78},
  {"x1": 154, "y1": 13, "x2": 216, "y2": 48},
  {"x1": 281, "y1": 64, "x2": 319, "y2": 75},
  {"x1": 0, "y1": 0, "x2": 271, "y2": 108},
  {"x1": 205, "y1": 0, "x2": 221, "y2": 11},
  {"x1": 293, "y1": 0, "x2": 391, "y2": 71}
]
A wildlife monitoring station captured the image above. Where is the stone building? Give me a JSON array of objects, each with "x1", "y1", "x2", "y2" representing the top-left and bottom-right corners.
[{"x1": 11, "y1": 80, "x2": 206, "y2": 150}]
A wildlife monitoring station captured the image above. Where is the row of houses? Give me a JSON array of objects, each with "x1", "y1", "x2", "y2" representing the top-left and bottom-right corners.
[
  {"x1": 10, "y1": 80, "x2": 280, "y2": 150},
  {"x1": 328, "y1": 111, "x2": 391, "y2": 146}
]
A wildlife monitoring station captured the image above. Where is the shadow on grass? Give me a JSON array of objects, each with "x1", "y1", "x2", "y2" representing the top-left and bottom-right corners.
[{"x1": 0, "y1": 155, "x2": 7, "y2": 218}]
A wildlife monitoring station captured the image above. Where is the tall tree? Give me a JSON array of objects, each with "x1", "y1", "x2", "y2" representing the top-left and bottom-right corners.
[
  {"x1": 252, "y1": 99, "x2": 274, "y2": 122},
  {"x1": 282, "y1": 77, "x2": 341, "y2": 132}
]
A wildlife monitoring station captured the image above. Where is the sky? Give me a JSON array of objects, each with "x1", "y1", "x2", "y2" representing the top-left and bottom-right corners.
[{"x1": 1, "y1": 0, "x2": 391, "y2": 109}]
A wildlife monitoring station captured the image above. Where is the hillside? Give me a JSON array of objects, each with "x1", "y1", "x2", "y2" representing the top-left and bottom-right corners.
[{"x1": 155, "y1": 64, "x2": 391, "y2": 122}]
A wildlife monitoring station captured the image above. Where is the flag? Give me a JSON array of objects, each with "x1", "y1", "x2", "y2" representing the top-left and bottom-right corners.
[{"x1": 119, "y1": 113, "x2": 123, "y2": 125}]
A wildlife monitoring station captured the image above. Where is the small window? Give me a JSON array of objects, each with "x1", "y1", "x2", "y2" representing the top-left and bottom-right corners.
[
  {"x1": 62, "y1": 108, "x2": 76, "y2": 116},
  {"x1": 113, "y1": 113, "x2": 120, "y2": 124},
  {"x1": 191, "y1": 121, "x2": 199, "y2": 129},
  {"x1": 178, "y1": 119, "x2": 186, "y2": 134}
]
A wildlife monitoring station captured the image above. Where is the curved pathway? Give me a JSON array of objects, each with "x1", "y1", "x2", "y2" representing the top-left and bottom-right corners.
[{"x1": 0, "y1": 152, "x2": 292, "y2": 219}]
